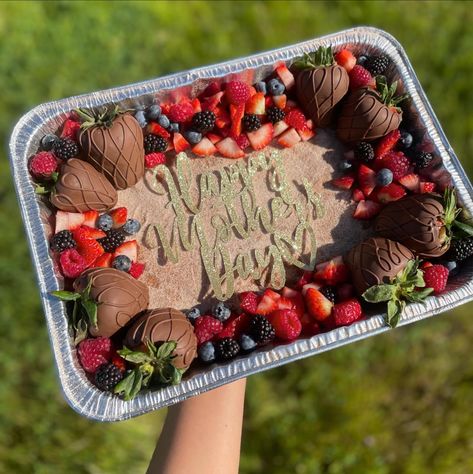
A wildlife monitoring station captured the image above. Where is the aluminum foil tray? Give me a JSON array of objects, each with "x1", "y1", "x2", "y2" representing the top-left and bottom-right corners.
[{"x1": 9, "y1": 27, "x2": 473, "y2": 421}]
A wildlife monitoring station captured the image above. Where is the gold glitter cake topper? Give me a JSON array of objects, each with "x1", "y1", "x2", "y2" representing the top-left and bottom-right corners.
[{"x1": 144, "y1": 151, "x2": 324, "y2": 301}]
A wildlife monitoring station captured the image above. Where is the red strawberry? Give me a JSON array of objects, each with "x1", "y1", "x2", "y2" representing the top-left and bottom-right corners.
[
  {"x1": 59, "y1": 248, "x2": 87, "y2": 278},
  {"x1": 173, "y1": 132, "x2": 191, "y2": 153},
  {"x1": 94, "y1": 252, "x2": 113, "y2": 268},
  {"x1": 82, "y1": 210, "x2": 98, "y2": 228},
  {"x1": 55, "y1": 211, "x2": 85, "y2": 233},
  {"x1": 29, "y1": 151, "x2": 58, "y2": 179},
  {"x1": 284, "y1": 109, "x2": 307, "y2": 130},
  {"x1": 73, "y1": 225, "x2": 106, "y2": 240},
  {"x1": 358, "y1": 164, "x2": 376, "y2": 197},
  {"x1": 61, "y1": 119, "x2": 81, "y2": 140},
  {"x1": 168, "y1": 102, "x2": 194, "y2": 123},
  {"x1": 284, "y1": 99, "x2": 298, "y2": 111},
  {"x1": 76, "y1": 238, "x2": 104, "y2": 267},
  {"x1": 199, "y1": 81, "x2": 221, "y2": 98},
  {"x1": 398, "y1": 173, "x2": 420, "y2": 192},
  {"x1": 145, "y1": 152, "x2": 166, "y2": 168},
  {"x1": 214, "y1": 106, "x2": 231, "y2": 128},
  {"x1": 160, "y1": 103, "x2": 171, "y2": 115},
  {"x1": 215, "y1": 137, "x2": 245, "y2": 159},
  {"x1": 239, "y1": 291, "x2": 260, "y2": 314},
  {"x1": 191, "y1": 98, "x2": 202, "y2": 113},
  {"x1": 337, "y1": 283, "x2": 355, "y2": 301},
  {"x1": 301, "y1": 282, "x2": 322, "y2": 296},
  {"x1": 349, "y1": 65, "x2": 376, "y2": 90},
  {"x1": 353, "y1": 200, "x2": 382, "y2": 220},
  {"x1": 352, "y1": 188, "x2": 365, "y2": 202},
  {"x1": 235, "y1": 134, "x2": 250, "y2": 150},
  {"x1": 300, "y1": 314, "x2": 322, "y2": 337},
  {"x1": 192, "y1": 137, "x2": 217, "y2": 157},
  {"x1": 217, "y1": 313, "x2": 251, "y2": 340},
  {"x1": 297, "y1": 127, "x2": 316, "y2": 141},
  {"x1": 332, "y1": 298, "x2": 362, "y2": 326},
  {"x1": 272, "y1": 120, "x2": 289, "y2": 137},
  {"x1": 305, "y1": 288, "x2": 333, "y2": 321},
  {"x1": 230, "y1": 103, "x2": 245, "y2": 138},
  {"x1": 335, "y1": 49, "x2": 356, "y2": 72},
  {"x1": 202, "y1": 92, "x2": 225, "y2": 112},
  {"x1": 377, "y1": 151, "x2": 410, "y2": 180},
  {"x1": 275, "y1": 64, "x2": 295, "y2": 90},
  {"x1": 372, "y1": 183, "x2": 407, "y2": 203},
  {"x1": 129, "y1": 261, "x2": 145, "y2": 279},
  {"x1": 247, "y1": 123, "x2": 273, "y2": 151},
  {"x1": 331, "y1": 176, "x2": 355, "y2": 190},
  {"x1": 268, "y1": 309, "x2": 302, "y2": 341},
  {"x1": 245, "y1": 92, "x2": 265, "y2": 115},
  {"x1": 207, "y1": 132, "x2": 223, "y2": 144},
  {"x1": 420, "y1": 181, "x2": 436, "y2": 193},
  {"x1": 272, "y1": 94, "x2": 287, "y2": 109},
  {"x1": 314, "y1": 256, "x2": 349, "y2": 285},
  {"x1": 111, "y1": 353, "x2": 126, "y2": 373},
  {"x1": 281, "y1": 287, "x2": 305, "y2": 317},
  {"x1": 109, "y1": 207, "x2": 127, "y2": 228},
  {"x1": 375, "y1": 129, "x2": 400, "y2": 158},
  {"x1": 77, "y1": 337, "x2": 112, "y2": 373},
  {"x1": 147, "y1": 122, "x2": 171, "y2": 138},
  {"x1": 277, "y1": 128, "x2": 301, "y2": 148},
  {"x1": 276, "y1": 296, "x2": 294, "y2": 311},
  {"x1": 256, "y1": 288, "x2": 280, "y2": 315},
  {"x1": 295, "y1": 270, "x2": 313, "y2": 289},
  {"x1": 423, "y1": 264, "x2": 449, "y2": 293},
  {"x1": 113, "y1": 240, "x2": 138, "y2": 262},
  {"x1": 225, "y1": 80, "x2": 251, "y2": 105},
  {"x1": 194, "y1": 315, "x2": 223, "y2": 345}
]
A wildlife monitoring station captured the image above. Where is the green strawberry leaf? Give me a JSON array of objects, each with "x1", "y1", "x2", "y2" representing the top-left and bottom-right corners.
[
  {"x1": 114, "y1": 370, "x2": 136, "y2": 400},
  {"x1": 129, "y1": 369, "x2": 144, "y2": 400},
  {"x1": 50, "y1": 290, "x2": 81, "y2": 301},
  {"x1": 81, "y1": 299, "x2": 98, "y2": 329},
  {"x1": 118, "y1": 347, "x2": 153, "y2": 365},
  {"x1": 453, "y1": 219, "x2": 473, "y2": 237},
  {"x1": 386, "y1": 299, "x2": 404, "y2": 328},
  {"x1": 363, "y1": 284, "x2": 396, "y2": 303},
  {"x1": 156, "y1": 341, "x2": 177, "y2": 360},
  {"x1": 73, "y1": 318, "x2": 88, "y2": 345}
]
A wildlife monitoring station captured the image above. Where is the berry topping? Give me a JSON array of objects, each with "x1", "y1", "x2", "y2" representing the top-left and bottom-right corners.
[
  {"x1": 123, "y1": 218, "x2": 141, "y2": 236},
  {"x1": 348, "y1": 65, "x2": 375, "y2": 89},
  {"x1": 256, "y1": 288, "x2": 280, "y2": 315},
  {"x1": 94, "y1": 252, "x2": 113, "y2": 268},
  {"x1": 277, "y1": 127, "x2": 301, "y2": 148},
  {"x1": 144, "y1": 134, "x2": 168, "y2": 154},
  {"x1": 398, "y1": 173, "x2": 420, "y2": 192},
  {"x1": 53, "y1": 138, "x2": 80, "y2": 161},
  {"x1": 449, "y1": 238, "x2": 473, "y2": 262},
  {"x1": 157, "y1": 114, "x2": 171, "y2": 129},
  {"x1": 40, "y1": 134, "x2": 59, "y2": 151},
  {"x1": 266, "y1": 106, "x2": 286, "y2": 124},
  {"x1": 275, "y1": 64, "x2": 295, "y2": 90},
  {"x1": 375, "y1": 129, "x2": 400, "y2": 159},
  {"x1": 248, "y1": 315, "x2": 275, "y2": 344},
  {"x1": 94, "y1": 362, "x2": 124, "y2": 391},
  {"x1": 267, "y1": 78, "x2": 285, "y2": 96},
  {"x1": 354, "y1": 142, "x2": 375, "y2": 163},
  {"x1": 98, "y1": 229, "x2": 125, "y2": 253},
  {"x1": 243, "y1": 114, "x2": 261, "y2": 132},
  {"x1": 413, "y1": 151, "x2": 434, "y2": 169},
  {"x1": 423, "y1": 264, "x2": 449, "y2": 294},
  {"x1": 192, "y1": 137, "x2": 218, "y2": 156},
  {"x1": 59, "y1": 248, "x2": 87, "y2": 278},
  {"x1": 245, "y1": 92, "x2": 266, "y2": 115},
  {"x1": 50, "y1": 230, "x2": 76, "y2": 253},
  {"x1": 254, "y1": 81, "x2": 267, "y2": 94},
  {"x1": 198, "y1": 341, "x2": 216, "y2": 363},
  {"x1": 334, "y1": 49, "x2": 357, "y2": 72},
  {"x1": 235, "y1": 134, "x2": 250, "y2": 150},
  {"x1": 194, "y1": 315, "x2": 223, "y2": 345},
  {"x1": 365, "y1": 55, "x2": 390, "y2": 76},
  {"x1": 214, "y1": 338, "x2": 240, "y2": 361},
  {"x1": 314, "y1": 257, "x2": 349, "y2": 286},
  {"x1": 112, "y1": 254, "x2": 132, "y2": 272},
  {"x1": 168, "y1": 102, "x2": 194, "y2": 123},
  {"x1": 353, "y1": 200, "x2": 382, "y2": 220},
  {"x1": 109, "y1": 207, "x2": 127, "y2": 228},
  {"x1": 192, "y1": 110, "x2": 216, "y2": 133},
  {"x1": 331, "y1": 176, "x2": 355, "y2": 190},
  {"x1": 269, "y1": 309, "x2": 302, "y2": 341},
  {"x1": 77, "y1": 337, "x2": 113, "y2": 373},
  {"x1": 332, "y1": 299, "x2": 362, "y2": 326},
  {"x1": 128, "y1": 261, "x2": 145, "y2": 279},
  {"x1": 372, "y1": 182, "x2": 407, "y2": 203},
  {"x1": 97, "y1": 213, "x2": 113, "y2": 232},
  {"x1": 173, "y1": 132, "x2": 191, "y2": 152},
  {"x1": 284, "y1": 109, "x2": 307, "y2": 131},
  {"x1": 239, "y1": 291, "x2": 260, "y2": 315},
  {"x1": 225, "y1": 80, "x2": 251, "y2": 105},
  {"x1": 145, "y1": 152, "x2": 166, "y2": 168},
  {"x1": 376, "y1": 168, "x2": 394, "y2": 186},
  {"x1": 378, "y1": 151, "x2": 411, "y2": 180},
  {"x1": 29, "y1": 151, "x2": 58, "y2": 179},
  {"x1": 113, "y1": 240, "x2": 138, "y2": 262},
  {"x1": 60, "y1": 119, "x2": 81, "y2": 140},
  {"x1": 419, "y1": 181, "x2": 436, "y2": 193},
  {"x1": 212, "y1": 302, "x2": 232, "y2": 322}
]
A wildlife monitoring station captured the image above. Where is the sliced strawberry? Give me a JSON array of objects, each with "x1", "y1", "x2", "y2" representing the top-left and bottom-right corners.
[
  {"x1": 277, "y1": 127, "x2": 301, "y2": 148},
  {"x1": 230, "y1": 103, "x2": 245, "y2": 138},
  {"x1": 214, "y1": 106, "x2": 231, "y2": 129},
  {"x1": 248, "y1": 85, "x2": 257, "y2": 97},
  {"x1": 375, "y1": 129, "x2": 400, "y2": 158},
  {"x1": 215, "y1": 137, "x2": 245, "y2": 159},
  {"x1": 301, "y1": 282, "x2": 322, "y2": 296},
  {"x1": 147, "y1": 121, "x2": 171, "y2": 138},
  {"x1": 73, "y1": 225, "x2": 106, "y2": 240},
  {"x1": 334, "y1": 49, "x2": 356, "y2": 72},
  {"x1": 281, "y1": 287, "x2": 300, "y2": 299},
  {"x1": 272, "y1": 120, "x2": 289, "y2": 137},
  {"x1": 331, "y1": 176, "x2": 355, "y2": 190},
  {"x1": 276, "y1": 296, "x2": 294, "y2": 311},
  {"x1": 247, "y1": 123, "x2": 273, "y2": 151},
  {"x1": 372, "y1": 183, "x2": 407, "y2": 203},
  {"x1": 398, "y1": 173, "x2": 420, "y2": 192},
  {"x1": 239, "y1": 291, "x2": 260, "y2": 315},
  {"x1": 207, "y1": 132, "x2": 223, "y2": 144},
  {"x1": 160, "y1": 103, "x2": 171, "y2": 115},
  {"x1": 285, "y1": 99, "x2": 298, "y2": 111},
  {"x1": 192, "y1": 137, "x2": 217, "y2": 157},
  {"x1": 297, "y1": 127, "x2": 316, "y2": 141},
  {"x1": 352, "y1": 188, "x2": 365, "y2": 202},
  {"x1": 82, "y1": 210, "x2": 98, "y2": 228},
  {"x1": 305, "y1": 119, "x2": 314, "y2": 130},
  {"x1": 191, "y1": 98, "x2": 202, "y2": 113},
  {"x1": 55, "y1": 211, "x2": 85, "y2": 233},
  {"x1": 109, "y1": 207, "x2": 127, "y2": 228},
  {"x1": 202, "y1": 91, "x2": 225, "y2": 112},
  {"x1": 94, "y1": 252, "x2": 113, "y2": 268},
  {"x1": 358, "y1": 164, "x2": 377, "y2": 197},
  {"x1": 235, "y1": 134, "x2": 250, "y2": 150},
  {"x1": 314, "y1": 257, "x2": 349, "y2": 286},
  {"x1": 420, "y1": 181, "x2": 436, "y2": 193},
  {"x1": 173, "y1": 132, "x2": 191, "y2": 153},
  {"x1": 272, "y1": 94, "x2": 287, "y2": 109},
  {"x1": 60, "y1": 119, "x2": 81, "y2": 140},
  {"x1": 281, "y1": 287, "x2": 305, "y2": 318},
  {"x1": 199, "y1": 81, "x2": 221, "y2": 99},
  {"x1": 295, "y1": 270, "x2": 313, "y2": 289},
  {"x1": 256, "y1": 291, "x2": 279, "y2": 316},
  {"x1": 245, "y1": 92, "x2": 265, "y2": 115},
  {"x1": 353, "y1": 200, "x2": 382, "y2": 220},
  {"x1": 275, "y1": 63, "x2": 295, "y2": 90},
  {"x1": 114, "y1": 240, "x2": 138, "y2": 262},
  {"x1": 129, "y1": 261, "x2": 145, "y2": 279},
  {"x1": 305, "y1": 288, "x2": 333, "y2": 321},
  {"x1": 76, "y1": 238, "x2": 104, "y2": 267}
]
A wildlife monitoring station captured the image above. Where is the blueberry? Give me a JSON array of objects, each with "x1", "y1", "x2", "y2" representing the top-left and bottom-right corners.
[
  {"x1": 157, "y1": 114, "x2": 170, "y2": 129},
  {"x1": 376, "y1": 168, "x2": 393, "y2": 186},
  {"x1": 40, "y1": 134, "x2": 59, "y2": 151},
  {"x1": 212, "y1": 302, "x2": 231, "y2": 322},
  {"x1": 98, "y1": 214, "x2": 113, "y2": 232},
  {"x1": 239, "y1": 334, "x2": 257, "y2": 352},
  {"x1": 184, "y1": 131, "x2": 202, "y2": 145},
  {"x1": 440, "y1": 260, "x2": 459, "y2": 277},
  {"x1": 134, "y1": 110, "x2": 147, "y2": 128},
  {"x1": 112, "y1": 255, "x2": 132, "y2": 272},
  {"x1": 267, "y1": 78, "x2": 285, "y2": 96},
  {"x1": 399, "y1": 131, "x2": 413, "y2": 149},
  {"x1": 186, "y1": 307, "x2": 201, "y2": 323},
  {"x1": 123, "y1": 218, "x2": 141, "y2": 235},
  {"x1": 357, "y1": 55, "x2": 368, "y2": 66},
  {"x1": 198, "y1": 341, "x2": 216, "y2": 363},
  {"x1": 255, "y1": 81, "x2": 267, "y2": 95},
  {"x1": 338, "y1": 160, "x2": 353, "y2": 171},
  {"x1": 168, "y1": 122, "x2": 180, "y2": 133},
  {"x1": 146, "y1": 104, "x2": 162, "y2": 121}
]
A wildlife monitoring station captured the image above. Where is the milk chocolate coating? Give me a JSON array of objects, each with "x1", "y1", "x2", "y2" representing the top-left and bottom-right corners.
[
  {"x1": 80, "y1": 114, "x2": 145, "y2": 190},
  {"x1": 73, "y1": 267, "x2": 149, "y2": 338},
  {"x1": 345, "y1": 237, "x2": 414, "y2": 295},
  {"x1": 337, "y1": 87, "x2": 402, "y2": 143},
  {"x1": 375, "y1": 194, "x2": 449, "y2": 257},
  {"x1": 296, "y1": 64, "x2": 349, "y2": 127},
  {"x1": 125, "y1": 308, "x2": 197, "y2": 370},
  {"x1": 50, "y1": 158, "x2": 117, "y2": 212}
]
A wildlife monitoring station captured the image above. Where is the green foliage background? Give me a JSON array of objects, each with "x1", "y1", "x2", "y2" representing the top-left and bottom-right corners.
[{"x1": 1, "y1": 1, "x2": 473, "y2": 473}]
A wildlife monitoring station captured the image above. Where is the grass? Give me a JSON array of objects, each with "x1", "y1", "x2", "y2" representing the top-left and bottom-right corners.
[{"x1": 1, "y1": 1, "x2": 473, "y2": 473}]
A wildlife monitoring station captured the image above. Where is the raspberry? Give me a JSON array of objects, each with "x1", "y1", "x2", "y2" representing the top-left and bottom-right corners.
[
  {"x1": 145, "y1": 152, "x2": 166, "y2": 168},
  {"x1": 349, "y1": 65, "x2": 374, "y2": 90},
  {"x1": 94, "y1": 362, "x2": 123, "y2": 391},
  {"x1": 378, "y1": 151, "x2": 411, "y2": 180},
  {"x1": 332, "y1": 298, "x2": 362, "y2": 326},
  {"x1": 168, "y1": 102, "x2": 195, "y2": 123},
  {"x1": 284, "y1": 109, "x2": 307, "y2": 130},
  {"x1": 225, "y1": 81, "x2": 251, "y2": 105},
  {"x1": 194, "y1": 315, "x2": 223, "y2": 345},
  {"x1": 128, "y1": 261, "x2": 145, "y2": 279},
  {"x1": 269, "y1": 309, "x2": 302, "y2": 341},
  {"x1": 59, "y1": 248, "x2": 87, "y2": 278},
  {"x1": 235, "y1": 134, "x2": 250, "y2": 150},
  {"x1": 239, "y1": 291, "x2": 259, "y2": 315},
  {"x1": 375, "y1": 129, "x2": 401, "y2": 158},
  {"x1": 29, "y1": 151, "x2": 58, "y2": 179},
  {"x1": 77, "y1": 337, "x2": 113, "y2": 373},
  {"x1": 423, "y1": 264, "x2": 449, "y2": 294}
]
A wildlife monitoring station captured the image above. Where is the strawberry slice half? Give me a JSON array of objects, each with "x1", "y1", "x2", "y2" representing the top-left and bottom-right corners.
[
  {"x1": 230, "y1": 103, "x2": 245, "y2": 138},
  {"x1": 109, "y1": 207, "x2": 127, "y2": 228},
  {"x1": 331, "y1": 176, "x2": 355, "y2": 190},
  {"x1": 277, "y1": 127, "x2": 301, "y2": 148},
  {"x1": 398, "y1": 173, "x2": 420, "y2": 192},
  {"x1": 147, "y1": 122, "x2": 171, "y2": 138},
  {"x1": 247, "y1": 123, "x2": 273, "y2": 151},
  {"x1": 372, "y1": 183, "x2": 407, "y2": 203},
  {"x1": 94, "y1": 252, "x2": 113, "y2": 268},
  {"x1": 82, "y1": 210, "x2": 98, "y2": 228},
  {"x1": 215, "y1": 137, "x2": 245, "y2": 159},
  {"x1": 375, "y1": 129, "x2": 400, "y2": 159},
  {"x1": 192, "y1": 137, "x2": 217, "y2": 157},
  {"x1": 314, "y1": 256, "x2": 349, "y2": 286},
  {"x1": 272, "y1": 94, "x2": 287, "y2": 109},
  {"x1": 55, "y1": 211, "x2": 85, "y2": 233},
  {"x1": 305, "y1": 288, "x2": 333, "y2": 321},
  {"x1": 357, "y1": 164, "x2": 377, "y2": 197},
  {"x1": 256, "y1": 288, "x2": 280, "y2": 315},
  {"x1": 245, "y1": 92, "x2": 265, "y2": 115},
  {"x1": 173, "y1": 132, "x2": 191, "y2": 153},
  {"x1": 353, "y1": 200, "x2": 382, "y2": 220},
  {"x1": 113, "y1": 240, "x2": 138, "y2": 262},
  {"x1": 275, "y1": 64, "x2": 295, "y2": 90}
]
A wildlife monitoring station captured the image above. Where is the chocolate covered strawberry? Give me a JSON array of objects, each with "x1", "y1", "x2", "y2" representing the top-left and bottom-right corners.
[{"x1": 76, "y1": 107, "x2": 145, "y2": 190}]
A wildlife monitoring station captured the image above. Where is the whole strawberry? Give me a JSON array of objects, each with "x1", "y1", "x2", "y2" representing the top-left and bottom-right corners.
[
  {"x1": 332, "y1": 299, "x2": 362, "y2": 327},
  {"x1": 269, "y1": 309, "x2": 302, "y2": 341},
  {"x1": 423, "y1": 264, "x2": 449, "y2": 294},
  {"x1": 29, "y1": 151, "x2": 58, "y2": 179},
  {"x1": 78, "y1": 337, "x2": 113, "y2": 373},
  {"x1": 194, "y1": 315, "x2": 223, "y2": 345}
]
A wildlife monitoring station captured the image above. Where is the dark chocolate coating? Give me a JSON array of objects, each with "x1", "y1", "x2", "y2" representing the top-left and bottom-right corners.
[
  {"x1": 336, "y1": 87, "x2": 402, "y2": 143},
  {"x1": 125, "y1": 308, "x2": 197, "y2": 370},
  {"x1": 50, "y1": 158, "x2": 117, "y2": 212},
  {"x1": 345, "y1": 237, "x2": 414, "y2": 295},
  {"x1": 73, "y1": 267, "x2": 149, "y2": 338},
  {"x1": 296, "y1": 64, "x2": 349, "y2": 127},
  {"x1": 80, "y1": 114, "x2": 145, "y2": 190},
  {"x1": 374, "y1": 194, "x2": 449, "y2": 257}
]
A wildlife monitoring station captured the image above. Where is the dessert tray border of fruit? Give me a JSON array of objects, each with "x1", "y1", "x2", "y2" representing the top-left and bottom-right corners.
[{"x1": 9, "y1": 26, "x2": 473, "y2": 421}]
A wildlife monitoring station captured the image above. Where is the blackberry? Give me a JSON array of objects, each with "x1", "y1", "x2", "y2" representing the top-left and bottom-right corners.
[
  {"x1": 354, "y1": 141, "x2": 375, "y2": 163},
  {"x1": 192, "y1": 110, "x2": 216, "y2": 133},
  {"x1": 266, "y1": 106, "x2": 286, "y2": 123},
  {"x1": 449, "y1": 238, "x2": 473, "y2": 262},
  {"x1": 215, "y1": 338, "x2": 240, "y2": 361},
  {"x1": 249, "y1": 315, "x2": 275, "y2": 345},
  {"x1": 94, "y1": 363, "x2": 123, "y2": 391},
  {"x1": 144, "y1": 134, "x2": 167, "y2": 154},
  {"x1": 413, "y1": 151, "x2": 433, "y2": 169},
  {"x1": 365, "y1": 55, "x2": 390, "y2": 76},
  {"x1": 320, "y1": 286, "x2": 337, "y2": 304},
  {"x1": 50, "y1": 230, "x2": 76, "y2": 253},
  {"x1": 53, "y1": 138, "x2": 79, "y2": 160},
  {"x1": 98, "y1": 229, "x2": 125, "y2": 253},
  {"x1": 243, "y1": 114, "x2": 261, "y2": 132}
]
